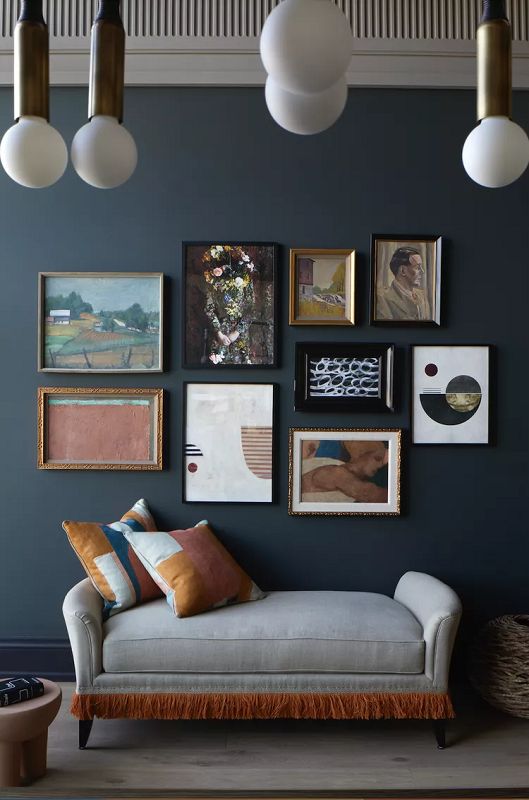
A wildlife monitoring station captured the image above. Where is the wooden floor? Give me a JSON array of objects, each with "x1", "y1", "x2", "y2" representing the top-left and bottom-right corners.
[{"x1": 4, "y1": 684, "x2": 529, "y2": 796}]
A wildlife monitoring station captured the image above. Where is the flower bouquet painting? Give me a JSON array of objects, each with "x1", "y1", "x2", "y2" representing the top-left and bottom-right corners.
[{"x1": 183, "y1": 242, "x2": 277, "y2": 367}]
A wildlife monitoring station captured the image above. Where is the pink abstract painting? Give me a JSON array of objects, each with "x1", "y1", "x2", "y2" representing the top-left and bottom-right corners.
[{"x1": 47, "y1": 398, "x2": 152, "y2": 463}]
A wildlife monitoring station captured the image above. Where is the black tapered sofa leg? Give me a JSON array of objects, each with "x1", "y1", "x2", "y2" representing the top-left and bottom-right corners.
[
  {"x1": 433, "y1": 719, "x2": 447, "y2": 749},
  {"x1": 79, "y1": 719, "x2": 93, "y2": 749}
]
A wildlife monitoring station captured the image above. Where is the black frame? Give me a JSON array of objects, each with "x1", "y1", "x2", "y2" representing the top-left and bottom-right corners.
[
  {"x1": 410, "y1": 344, "x2": 492, "y2": 445},
  {"x1": 182, "y1": 381, "x2": 279, "y2": 503},
  {"x1": 294, "y1": 342, "x2": 394, "y2": 412},
  {"x1": 370, "y1": 233, "x2": 442, "y2": 326},
  {"x1": 182, "y1": 241, "x2": 279, "y2": 368}
]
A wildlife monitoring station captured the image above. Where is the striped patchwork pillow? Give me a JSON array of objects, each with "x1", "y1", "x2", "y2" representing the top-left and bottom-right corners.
[
  {"x1": 63, "y1": 499, "x2": 163, "y2": 618},
  {"x1": 124, "y1": 522, "x2": 266, "y2": 618}
]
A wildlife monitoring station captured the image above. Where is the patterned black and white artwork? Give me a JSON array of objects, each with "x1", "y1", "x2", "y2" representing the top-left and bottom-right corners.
[
  {"x1": 294, "y1": 343, "x2": 394, "y2": 412},
  {"x1": 309, "y1": 357, "x2": 380, "y2": 398}
]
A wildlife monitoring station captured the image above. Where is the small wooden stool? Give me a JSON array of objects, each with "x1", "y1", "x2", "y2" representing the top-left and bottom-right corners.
[{"x1": 0, "y1": 678, "x2": 62, "y2": 786}]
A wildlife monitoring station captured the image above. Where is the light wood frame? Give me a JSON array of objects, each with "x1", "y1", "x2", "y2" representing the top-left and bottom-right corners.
[
  {"x1": 289, "y1": 249, "x2": 356, "y2": 326},
  {"x1": 38, "y1": 272, "x2": 164, "y2": 373},
  {"x1": 37, "y1": 387, "x2": 163, "y2": 470}
]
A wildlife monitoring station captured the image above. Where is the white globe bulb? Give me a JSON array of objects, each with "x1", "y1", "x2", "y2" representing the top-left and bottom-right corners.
[
  {"x1": 0, "y1": 116, "x2": 67, "y2": 188},
  {"x1": 260, "y1": 0, "x2": 352, "y2": 94},
  {"x1": 462, "y1": 116, "x2": 529, "y2": 188},
  {"x1": 71, "y1": 115, "x2": 137, "y2": 189},
  {"x1": 265, "y1": 75, "x2": 347, "y2": 135}
]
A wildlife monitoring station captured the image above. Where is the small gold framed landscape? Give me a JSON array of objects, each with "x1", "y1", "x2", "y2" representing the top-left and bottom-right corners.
[
  {"x1": 289, "y1": 249, "x2": 355, "y2": 326},
  {"x1": 38, "y1": 272, "x2": 164, "y2": 373},
  {"x1": 288, "y1": 428, "x2": 401, "y2": 516},
  {"x1": 37, "y1": 387, "x2": 163, "y2": 470}
]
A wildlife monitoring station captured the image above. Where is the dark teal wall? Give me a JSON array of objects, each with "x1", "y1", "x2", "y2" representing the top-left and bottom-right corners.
[{"x1": 0, "y1": 87, "x2": 528, "y2": 652}]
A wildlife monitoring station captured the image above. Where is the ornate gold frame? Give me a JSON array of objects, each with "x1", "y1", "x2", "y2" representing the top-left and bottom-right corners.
[
  {"x1": 289, "y1": 248, "x2": 356, "y2": 326},
  {"x1": 288, "y1": 427, "x2": 401, "y2": 516},
  {"x1": 37, "y1": 387, "x2": 163, "y2": 470}
]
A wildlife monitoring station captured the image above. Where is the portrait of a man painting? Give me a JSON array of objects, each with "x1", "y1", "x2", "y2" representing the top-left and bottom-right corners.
[
  {"x1": 289, "y1": 428, "x2": 401, "y2": 516},
  {"x1": 371, "y1": 235, "x2": 441, "y2": 325},
  {"x1": 183, "y1": 243, "x2": 277, "y2": 367}
]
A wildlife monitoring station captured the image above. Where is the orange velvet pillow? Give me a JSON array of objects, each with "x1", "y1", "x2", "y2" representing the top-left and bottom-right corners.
[
  {"x1": 63, "y1": 498, "x2": 162, "y2": 618},
  {"x1": 124, "y1": 522, "x2": 265, "y2": 618}
]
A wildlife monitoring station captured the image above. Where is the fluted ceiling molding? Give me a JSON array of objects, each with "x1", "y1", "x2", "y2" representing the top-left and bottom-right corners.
[
  {"x1": 0, "y1": 0, "x2": 528, "y2": 39},
  {"x1": 0, "y1": 0, "x2": 528, "y2": 87}
]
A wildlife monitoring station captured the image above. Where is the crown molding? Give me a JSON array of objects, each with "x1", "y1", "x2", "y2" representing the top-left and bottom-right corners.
[{"x1": 0, "y1": 37, "x2": 527, "y2": 88}]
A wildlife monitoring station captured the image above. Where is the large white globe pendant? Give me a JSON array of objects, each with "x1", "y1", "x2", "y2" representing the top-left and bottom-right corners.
[
  {"x1": 462, "y1": 116, "x2": 529, "y2": 188},
  {"x1": 265, "y1": 76, "x2": 347, "y2": 135},
  {"x1": 260, "y1": 0, "x2": 352, "y2": 94},
  {"x1": 0, "y1": 116, "x2": 67, "y2": 188},
  {"x1": 71, "y1": 115, "x2": 137, "y2": 189}
]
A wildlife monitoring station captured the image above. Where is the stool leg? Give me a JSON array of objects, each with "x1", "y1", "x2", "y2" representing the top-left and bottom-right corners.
[
  {"x1": 0, "y1": 741, "x2": 22, "y2": 787},
  {"x1": 21, "y1": 730, "x2": 48, "y2": 781}
]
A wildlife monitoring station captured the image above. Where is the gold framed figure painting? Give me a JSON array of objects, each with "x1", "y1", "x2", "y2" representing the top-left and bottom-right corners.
[
  {"x1": 370, "y1": 235, "x2": 441, "y2": 325},
  {"x1": 288, "y1": 428, "x2": 401, "y2": 516}
]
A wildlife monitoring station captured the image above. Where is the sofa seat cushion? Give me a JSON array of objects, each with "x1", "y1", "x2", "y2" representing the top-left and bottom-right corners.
[{"x1": 102, "y1": 590, "x2": 425, "y2": 675}]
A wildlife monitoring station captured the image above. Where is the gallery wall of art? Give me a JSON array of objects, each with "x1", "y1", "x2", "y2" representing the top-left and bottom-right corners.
[{"x1": 0, "y1": 86, "x2": 527, "y2": 668}]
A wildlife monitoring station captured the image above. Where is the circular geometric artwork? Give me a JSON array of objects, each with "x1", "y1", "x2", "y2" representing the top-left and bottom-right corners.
[
  {"x1": 424, "y1": 363, "x2": 438, "y2": 377},
  {"x1": 420, "y1": 373, "x2": 482, "y2": 426}
]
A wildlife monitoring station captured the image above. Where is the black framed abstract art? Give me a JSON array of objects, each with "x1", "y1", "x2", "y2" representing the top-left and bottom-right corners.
[
  {"x1": 294, "y1": 342, "x2": 394, "y2": 412},
  {"x1": 183, "y1": 382, "x2": 277, "y2": 503},
  {"x1": 411, "y1": 345, "x2": 491, "y2": 444}
]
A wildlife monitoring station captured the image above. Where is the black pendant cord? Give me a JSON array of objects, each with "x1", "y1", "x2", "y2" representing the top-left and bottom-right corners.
[
  {"x1": 95, "y1": 0, "x2": 123, "y2": 23},
  {"x1": 18, "y1": 0, "x2": 45, "y2": 23},
  {"x1": 481, "y1": 0, "x2": 508, "y2": 22}
]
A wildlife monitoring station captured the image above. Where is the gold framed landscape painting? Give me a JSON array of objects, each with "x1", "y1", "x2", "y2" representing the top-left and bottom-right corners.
[
  {"x1": 371, "y1": 234, "x2": 441, "y2": 325},
  {"x1": 38, "y1": 272, "x2": 164, "y2": 372},
  {"x1": 289, "y1": 248, "x2": 355, "y2": 325},
  {"x1": 37, "y1": 387, "x2": 163, "y2": 470},
  {"x1": 288, "y1": 428, "x2": 401, "y2": 516}
]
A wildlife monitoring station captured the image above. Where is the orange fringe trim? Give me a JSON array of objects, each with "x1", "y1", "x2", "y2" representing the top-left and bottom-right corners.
[{"x1": 71, "y1": 691, "x2": 454, "y2": 721}]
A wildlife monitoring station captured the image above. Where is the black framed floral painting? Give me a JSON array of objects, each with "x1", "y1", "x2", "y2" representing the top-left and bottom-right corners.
[{"x1": 183, "y1": 243, "x2": 278, "y2": 367}]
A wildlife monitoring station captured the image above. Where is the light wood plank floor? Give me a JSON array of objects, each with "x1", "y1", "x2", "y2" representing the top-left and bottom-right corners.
[{"x1": 4, "y1": 684, "x2": 529, "y2": 796}]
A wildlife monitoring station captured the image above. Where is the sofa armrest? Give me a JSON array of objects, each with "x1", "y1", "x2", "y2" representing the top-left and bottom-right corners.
[
  {"x1": 394, "y1": 571, "x2": 462, "y2": 690},
  {"x1": 63, "y1": 578, "x2": 104, "y2": 690}
]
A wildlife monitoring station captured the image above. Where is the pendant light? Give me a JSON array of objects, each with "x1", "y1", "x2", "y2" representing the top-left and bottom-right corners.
[
  {"x1": 260, "y1": 0, "x2": 352, "y2": 135},
  {"x1": 260, "y1": 0, "x2": 352, "y2": 94},
  {"x1": 265, "y1": 75, "x2": 347, "y2": 135},
  {"x1": 462, "y1": 0, "x2": 529, "y2": 188},
  {"x1": 71, "y1": 0, "x2": 137, "y2": 189},
  {"x1": 0, "y1": 0, "x2": 67, "y2": 189}
]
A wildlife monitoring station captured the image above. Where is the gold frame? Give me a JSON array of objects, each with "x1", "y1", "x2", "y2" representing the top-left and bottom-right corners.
[
  {"x1": 289, "y1": 248, "x2": 356, "y2": 326},
  {"x1": 37, "y1": 387, "x2": 163, "y2": 470},
  {"x1": 38, "y1": 272, "x2": 164, "y2": 373},
  {"x1": 288, "y1": 427, "x2": 401, "y2": 516}
]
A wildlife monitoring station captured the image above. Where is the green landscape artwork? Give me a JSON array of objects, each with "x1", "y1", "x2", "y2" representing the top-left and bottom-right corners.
[{"x1": 40, "y1": 273, "x2": 163, "y2": 372}]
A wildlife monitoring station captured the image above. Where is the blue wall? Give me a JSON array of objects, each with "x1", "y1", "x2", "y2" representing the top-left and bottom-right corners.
[{"x1": 0, "y1": 87, "x2": 527, "y2": 655}]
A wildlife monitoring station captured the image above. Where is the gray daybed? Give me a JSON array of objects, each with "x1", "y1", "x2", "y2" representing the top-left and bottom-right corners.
[{"x1": 63, "y1": 570, "x2": 462, "y2": 749}]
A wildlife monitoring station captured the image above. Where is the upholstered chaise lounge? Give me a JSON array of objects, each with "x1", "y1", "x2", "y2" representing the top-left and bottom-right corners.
[{"x1": 63, "y1": 570, "x2": 461, "y2": 749}]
